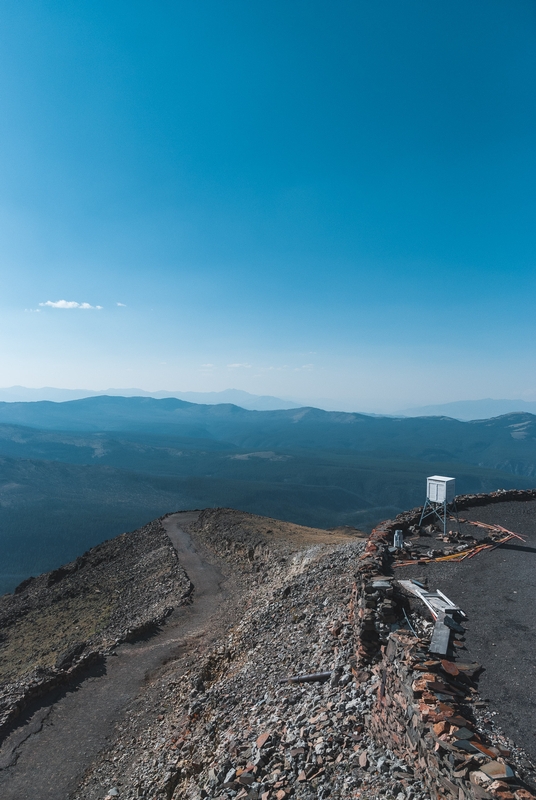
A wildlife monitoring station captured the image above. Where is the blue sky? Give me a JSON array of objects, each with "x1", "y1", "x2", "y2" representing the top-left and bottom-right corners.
[{"x1": 1, "y1": 0, "x2": 536, "y2": 411}]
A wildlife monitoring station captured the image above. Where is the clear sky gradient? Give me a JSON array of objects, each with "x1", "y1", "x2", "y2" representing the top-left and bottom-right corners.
[{"x1": 1, "y1": 0, "x2": 535, "y2": 412}]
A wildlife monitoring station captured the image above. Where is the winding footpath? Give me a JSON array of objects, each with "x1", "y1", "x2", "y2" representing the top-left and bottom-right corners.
[{"x1": 0, "y1": 512, "x2": 228, "y2": 800}]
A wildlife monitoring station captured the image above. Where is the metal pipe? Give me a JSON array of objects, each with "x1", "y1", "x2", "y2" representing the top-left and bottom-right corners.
[{"x1": 280, "y1": 671, "x2": 332, "y2": 684}]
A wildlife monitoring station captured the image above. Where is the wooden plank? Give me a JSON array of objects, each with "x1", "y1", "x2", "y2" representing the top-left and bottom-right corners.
[{"x1": 429, "y1": 612, "x2": 451, "y2": 655}]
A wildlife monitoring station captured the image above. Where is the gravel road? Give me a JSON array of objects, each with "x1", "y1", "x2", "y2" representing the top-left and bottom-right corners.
[{"x1": 0, "y1": 512, "x2": 230, "y2": 800}]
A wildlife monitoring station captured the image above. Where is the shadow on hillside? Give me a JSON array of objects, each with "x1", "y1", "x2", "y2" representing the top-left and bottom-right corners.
[{"x1": 124, "y1": 620, "x2": 165, "y2": 643}]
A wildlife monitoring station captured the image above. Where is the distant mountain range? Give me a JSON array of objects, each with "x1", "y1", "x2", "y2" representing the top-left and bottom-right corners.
[
  {"x1": 0, "y1": 386, "x2": 300, "y2": 411},
  {"x1": 403, "y1": 399, "x2": 536, "y2": 420},
  {"x1": 0, "y1": 394, "x2": 533, "y2": 594},
  {"x1": 3, "y1": 388, "x2": 535, "y2": 421},
  {"x1": 0, "y1": 395, "x2": 535, "y2": 474}
]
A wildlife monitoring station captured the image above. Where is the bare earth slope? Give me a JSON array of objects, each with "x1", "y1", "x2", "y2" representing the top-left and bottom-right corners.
[
  {"x1": 0, "y1": 509, "x2": 367, "y2": 800},
  {"x1": 0, "y1": 508, "x2": 416, "y2": 800}
]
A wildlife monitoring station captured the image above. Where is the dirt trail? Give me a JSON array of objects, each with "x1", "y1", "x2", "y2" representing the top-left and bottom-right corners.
[{"x1": 0, "y1": 512, "x2": 230, "y2": 800}]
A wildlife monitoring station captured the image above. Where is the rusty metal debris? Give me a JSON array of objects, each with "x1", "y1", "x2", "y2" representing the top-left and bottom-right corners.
[{"x1": 461, "y1": 519, "x2": 526, "y2": 538}]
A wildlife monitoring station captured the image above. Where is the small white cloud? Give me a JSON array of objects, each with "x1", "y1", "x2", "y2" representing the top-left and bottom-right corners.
[
  {"x1": 39, "y1": 300, "x2": 102, "y2": 309},
  {"x1": 294, "y1": 363, "x2": 314, "y2": 371},
  {"x1": 116, "y1": 302, "x2": 126, "y2": 307},
  {"x1": 227, "y1": 363, "x2": 252, "y2": 369},
  {"x1": 40, "y1": 300, "x2": 78, "y2": 309},
  {"x1": 24, "y1": 308, "x2": 40, "y2": 313},
  {"x1": 201, "y1": 363, "x2": 215, "y2": 368}
]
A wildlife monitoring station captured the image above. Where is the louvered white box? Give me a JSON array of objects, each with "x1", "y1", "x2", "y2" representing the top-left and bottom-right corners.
[{"x1": 426, "y1": 475, "x2": 455, "y2": 504}]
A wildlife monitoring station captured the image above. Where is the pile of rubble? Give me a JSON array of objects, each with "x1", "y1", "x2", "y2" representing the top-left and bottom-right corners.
[
  {"x1": 391, "y1": 524, "x2": 480, "y2": 562},
  {"x1": 370, "y1": 632, "x2": 534, "y2": 800},
  {"x1": 388, "y1": 521, "x2": 526, "y2": 567}
]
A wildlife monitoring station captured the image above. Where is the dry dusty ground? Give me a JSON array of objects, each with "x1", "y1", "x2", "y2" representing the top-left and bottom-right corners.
[{"x1": 0, "y1": 514, "x2": 196, "y2": 799}]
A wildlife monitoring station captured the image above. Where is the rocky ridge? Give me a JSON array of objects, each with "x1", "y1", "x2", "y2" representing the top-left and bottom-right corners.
[
  {"x1": 73, "y1": 499, "x2": 536, "y2": 800},
  {"x1": 73, "y1": 510, "x2": 429, "y2": 800},
  {"x1": 0, "y1": 497, "x2": 534, "y2": 800}
]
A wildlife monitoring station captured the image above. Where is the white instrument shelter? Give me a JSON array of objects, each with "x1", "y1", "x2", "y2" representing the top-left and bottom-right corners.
[{"x1": 426, "y1": 475, "x2": 456, "y2": 504}]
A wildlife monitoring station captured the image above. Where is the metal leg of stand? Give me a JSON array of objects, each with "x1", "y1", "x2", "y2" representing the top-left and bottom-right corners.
[
  {"x1": 420, "y1": 498, "x2": 461, "y2": 536},
  {"x1": 420, "y1": 498, "x2": 452, "y2": 536},
  {"x1": 419, "y1": 499, "x2": 430, "y2": 527}
]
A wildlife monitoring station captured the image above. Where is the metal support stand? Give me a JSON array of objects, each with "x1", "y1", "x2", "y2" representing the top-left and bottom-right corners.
[{"x1": 419, "y1": 498, "x2": 460, "y2": 536}]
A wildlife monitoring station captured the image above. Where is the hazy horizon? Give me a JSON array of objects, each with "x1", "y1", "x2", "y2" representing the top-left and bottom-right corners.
[
  {"x1": 1, "y1": 384, "x2": 536, "y2": 418},
  {"x1": 1, "y1": 2, "x2": 535, "y2": 405}
]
